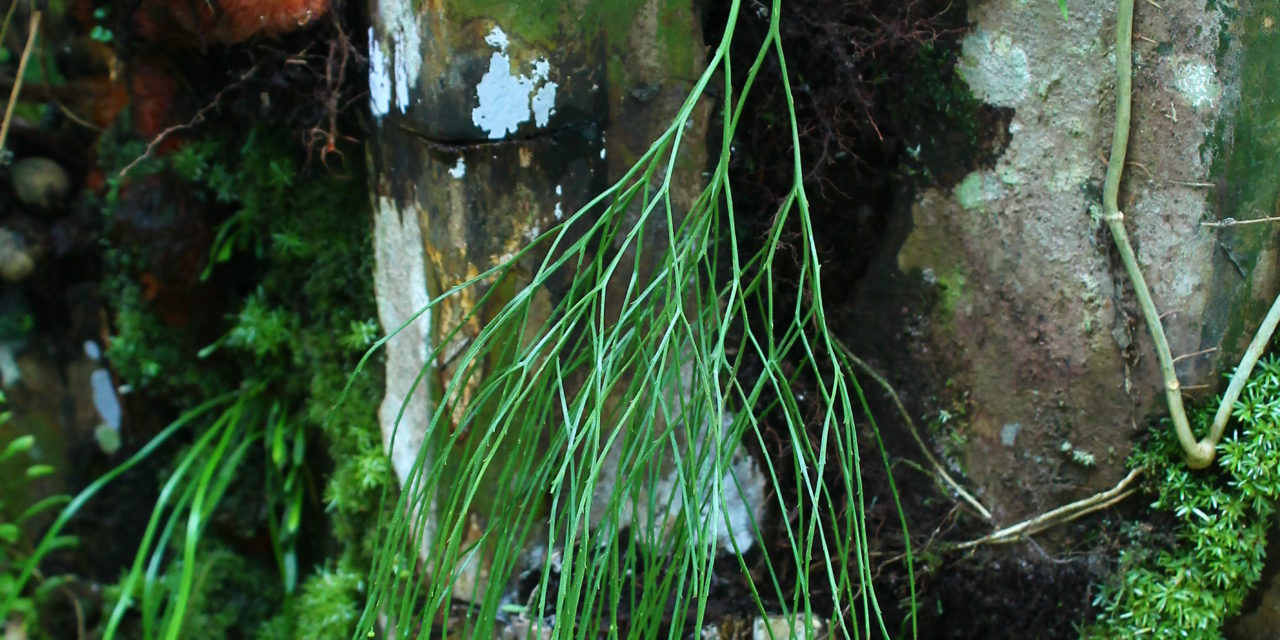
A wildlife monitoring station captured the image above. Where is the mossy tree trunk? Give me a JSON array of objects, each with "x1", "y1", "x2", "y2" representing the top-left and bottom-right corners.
[
  {"x1": 365, "y1": 0, "x2": 708, "y2": 594},
  {"x1": 844, "y1": 0, "x2": 1280, "y2": 524}
]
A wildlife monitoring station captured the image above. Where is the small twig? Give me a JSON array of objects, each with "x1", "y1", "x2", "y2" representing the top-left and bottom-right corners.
[
  {"x1": 945, "y1": 468, "x2": 1142, "y2": 551},
  {"x1": 57, "y1": 583, "x2": 86, "y2": 640},
  {"x1": 118, "y1": 65, "x2": 260, "y2": 177},
  {"x1": 0, "y1": 9, "x2": 41, "y2": 156},
  {"x1": 1125, "y1": 160, "x2": 1151, "y2": 177},
  {"x1": 1168, "y1": 179, "x2": 1216, "y2": 188},
  {"x1": 1172, "y1": 347, "x2": 1216, "y2": 364},
  {"x1": 39, "y1": 45, "x2": 101, "y2": 131},
  {"x1": 1201, "y1": 216, "x2": 1280, "y2": 228},
  {"x1": 837, "y1": 343, "x2": 994, "y2": 522}
]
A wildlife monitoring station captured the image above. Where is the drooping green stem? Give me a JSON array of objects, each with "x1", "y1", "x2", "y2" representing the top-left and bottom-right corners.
[
  {"x1": 1103, "y1": 0, "x2": 1213, "y2": 468},
  {"x1": 1211, "y1": 292, "x2": 1280, "y2": 444}
]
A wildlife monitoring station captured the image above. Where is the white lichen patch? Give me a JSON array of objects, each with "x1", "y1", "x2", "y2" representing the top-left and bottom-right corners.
[
  {"x1": 373, "y1": 193, "x2": 437, "y2": 557},
  {"x1": 373, "y1": 0, "x2": 422, "y2": 114},
  {"x1": 958, "y1": 29, "x2": 1031, "y2": 107},
  {"x1": 954, "y1": 170, "x2": 1005, "y2": 209},
  {"x1": 373, "y1": 195, "x2": 431, "y2": 489},
  {"x1": 529, "y1": 64, "x2": 557, "y2": 127},
  {"x1": 484, "y1": 25, "x2": 510, "y2": 51},
  {"x1": 472, "y1": 26, "x2": 559, "y2": 139},
  {"x1": 1048, "y1": 161, "x2": 1092, "y2": 193},
  {"x1": 1172, "y1": 57, "x2": 1222, "y2": 110},
  {"x1": 1000, "y1": 423, "x2": 1022, "y2": 448},
  {"x1": 368, "y1": 27, "x2": 391, "y2": 117}
]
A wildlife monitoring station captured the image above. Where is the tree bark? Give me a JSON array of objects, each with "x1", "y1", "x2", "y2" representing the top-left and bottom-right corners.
[
  {"x1": 845, "y1": 0, "x2": 1280, "y2": 523},
  {"x1": 366, "y1": 0, "x2": 709, "y2": 590}
]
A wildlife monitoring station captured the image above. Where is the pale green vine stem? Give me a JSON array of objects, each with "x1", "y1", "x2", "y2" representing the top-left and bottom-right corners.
[
  {"x1": 1103, "y1": 0, "x2": 1213, "y2": 468},
  {"x1": 1210, "y1": 292, "x2": 1280, "y2": 445}
]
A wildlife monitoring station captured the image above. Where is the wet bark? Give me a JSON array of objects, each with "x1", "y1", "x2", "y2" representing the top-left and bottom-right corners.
[{"x1": 365, "y1": 0, "x2": 708, "y2": 567}]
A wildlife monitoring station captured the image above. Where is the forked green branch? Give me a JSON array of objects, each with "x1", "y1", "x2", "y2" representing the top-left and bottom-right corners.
[
  {"x1": 1104, "y1": 0, "x2": 1280, "y2": 469},
  {"x1": 343, "y1": 0, "x2": 919, "y2": 637}
]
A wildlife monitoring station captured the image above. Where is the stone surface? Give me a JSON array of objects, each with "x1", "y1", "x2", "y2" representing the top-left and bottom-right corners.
[{"x1": 11, "y1": 157, "x2": 71, "y2": 210}]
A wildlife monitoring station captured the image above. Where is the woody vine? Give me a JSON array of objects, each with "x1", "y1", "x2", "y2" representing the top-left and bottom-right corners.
[{"x1": 1102, "y1": 0, "x2": 1280, "y2": 470}]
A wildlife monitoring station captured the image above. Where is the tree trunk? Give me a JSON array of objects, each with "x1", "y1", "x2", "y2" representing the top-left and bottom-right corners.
[
  {"x1": 366, "y1": 0, "x2": 709, "y2": 593},
  {"x1": 844, "y1": 0, "x2": 1280, "y2": 524}
]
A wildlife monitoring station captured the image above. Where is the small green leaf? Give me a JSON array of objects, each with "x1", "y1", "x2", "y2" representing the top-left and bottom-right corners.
[
  {"x1": 291, "y1": 429, "x2": 306, "y2": 467},
  {"x1": 285, "y1": 494, "x2": 302, "y2": 532},
  {"x1": 271, "y1": 417, "x2": 287, "y2": 468},
  {"x1": 1, "y1": 435, "x2": 35, "y2": 462},
  {"x1": 1058, "y1": 0, "x2": 1068, "y2": 19},
  {"x1": 25, "y1": 464, "x2": 55, "y2": 479}
]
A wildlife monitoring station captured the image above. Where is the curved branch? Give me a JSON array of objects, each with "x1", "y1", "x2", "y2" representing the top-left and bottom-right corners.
[{"x1": 1210, "y1": 292, "x2": 1280, "y2": 444}]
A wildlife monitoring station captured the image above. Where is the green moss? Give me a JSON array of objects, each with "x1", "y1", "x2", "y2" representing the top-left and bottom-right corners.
[
  {"x1": 934, "y1": 268, "x2": 967, "y2": 319},
  {"x1": 104, "y1": 279, "x2": 229, "y2": 400},
  {"x1": 440, "y1": 0, "x2": 701, "y2": 79},
  {"x1": 1087, "y1": 354, "x2": 1280, "y2": 638},
  {"x1": 148, "y1": 541, "x2": 283, "y2": 639},
  {"x1": 893, "y1": 42, "x2": 991, "y2": 184},
  {"x1": 89, "y1": 124, "x2": 389, "y2": 635},
  {"x1": 260, "y1": 562, "x2": 365, "y2": 640},
  {"x1": 1197, "y1": 3, "x2": 1280, "y2": 359}
]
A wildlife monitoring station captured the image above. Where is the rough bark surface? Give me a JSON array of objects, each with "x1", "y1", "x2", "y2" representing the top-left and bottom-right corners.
[{"x1": 845, "y1": 0, "x2": 1279, "y2": 522}]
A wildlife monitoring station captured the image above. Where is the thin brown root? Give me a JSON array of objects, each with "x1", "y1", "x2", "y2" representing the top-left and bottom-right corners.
[
  {"x1": 945, "y1": 468, "x2": 1142, "y2": 551},
  {"x1": 119, "y1": 65, "x2": 260, "y2": 178},
  {"x1": 836, "y1": 342, "x2": 994, "y2": 522},
  {"x1": 1172, "y1": 347, "x2": 1217, "y2": 364},
  {"x1": 1201, "y1": 216, "x2": 1280, "y2": 228}
]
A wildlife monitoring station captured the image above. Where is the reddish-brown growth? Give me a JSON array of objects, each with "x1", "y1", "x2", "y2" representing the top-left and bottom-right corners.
[
  {"x1": 217, "y1": 0, "x2": 330, "y2": 43},
  {"x1": 134, "y1": 0, "x2": 330, "y2": 45},
  {"x1": 130, "y1": 61, "x2": 177, "y2": 139}
]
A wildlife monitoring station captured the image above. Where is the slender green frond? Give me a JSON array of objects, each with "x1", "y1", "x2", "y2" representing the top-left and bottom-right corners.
[{"x1": 354, "y1": 0, "x2": 913, "y2": 637}]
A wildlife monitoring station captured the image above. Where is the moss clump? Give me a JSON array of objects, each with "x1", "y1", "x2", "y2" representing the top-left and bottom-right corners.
[
  {"x1": 1087, "y1": 355, "x2": 1280, "y2": 638},
  {"x1": 259, "y1": 561, "x2": 364, "y2": 640},
  {"x1": 89, "y1": 123, "x2": 388, "y2": 637},
  {"x1": 1, "y1": 422, "x2": 74, "y2": 635}
]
